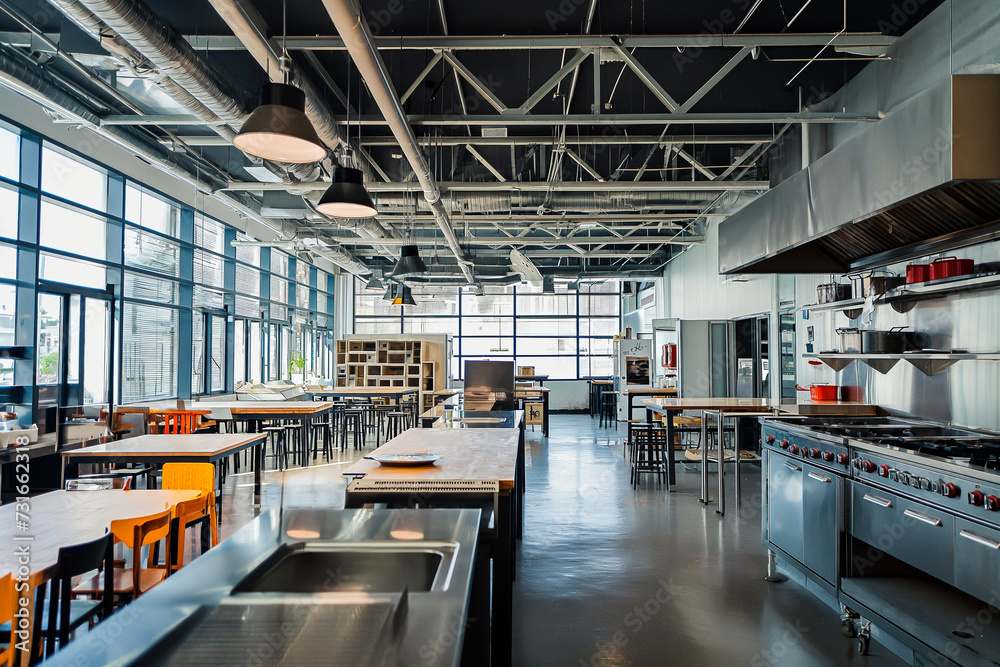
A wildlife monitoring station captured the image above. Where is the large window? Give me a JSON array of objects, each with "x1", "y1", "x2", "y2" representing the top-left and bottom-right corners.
[
  {"x1": 41, "y1": 144, "x2": 107, "y2": 212},
  {"x1": 121, "y1": 302, "x2": 178, "y2": 403},
  {"x1": 353, "y1": 279, "x2": 620, "y2": 379}
]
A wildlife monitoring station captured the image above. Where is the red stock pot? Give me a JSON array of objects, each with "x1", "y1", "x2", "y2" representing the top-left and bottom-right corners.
[
  {"x1": 928, "y1": 257, "x2": 974, "y2": 281},
  {"x1": 796, "y1": 384, "x2": 839, "y2": 401},
  {"x1": 905, "y1": 263, "x2": 929, "y2": 284}
]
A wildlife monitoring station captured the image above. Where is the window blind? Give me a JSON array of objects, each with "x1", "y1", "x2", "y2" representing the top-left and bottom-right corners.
[
  {"x1": 121, "y1": 302, "x2": 177, "y2": 402},
  {"x1": 211, "y1": 315, "x2": 225, "y2": 392}
]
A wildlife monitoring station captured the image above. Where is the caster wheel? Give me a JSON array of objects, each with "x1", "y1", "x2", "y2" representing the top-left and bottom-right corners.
[
  {"x1": 842, "y1": 620, "x2": 857, "y2": 638},
  {"x1": 858, "y1": 635, "x2": 870, "y2": 655}
]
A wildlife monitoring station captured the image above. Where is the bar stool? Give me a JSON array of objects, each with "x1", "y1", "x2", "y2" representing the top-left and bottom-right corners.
[
  {"x1": 341, "y1": 409, "x2": 364, "y2": 451},
  {"x1": 282, "y1": 422, "x2": 302, "y2": 467},
  {"x1": 309, "y1": 415, "x2": 333, "y2": 461},
  {"x1": 262, "y1": 425, "x2": 286, "y2": 470},
  {"x1": 631, "y1": 426, "x2": 667, "y2": 487},
  {"x1": 385, "y1": 411, "x2": 412, "y2": 440},
  {"x1": 599, "y1": 391, "x2": 617, "y2": 429}
]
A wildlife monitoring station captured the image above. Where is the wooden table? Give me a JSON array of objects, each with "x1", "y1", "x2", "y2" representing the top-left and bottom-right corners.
[
  {"x1": 61, "y1": 433, "x2": 267, "y2": 506},
  {"x1": 343, "y1": 428, "x2": 521, "y2": 666},
  {"x1": 515, "y1": 374, "x2": 548, "y2": 386},
  {"x1": 311, "y1": 387, "x2": 418, "y2": 400},
  {"x1": 0, "y1": 489, "x2": 198, "y2": 664}
]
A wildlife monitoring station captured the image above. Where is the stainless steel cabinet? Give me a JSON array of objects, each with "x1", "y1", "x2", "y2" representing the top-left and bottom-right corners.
[
  {"x1": 851, "y1": 482, "x2": 954, "y2": 585},
  {"x1": 802, "y1": 463, "x2": 838, "y2": 585},
  {"x1": 954, "y1": 517, "x2": 1000, "y2": 604},
  {"x1": 767, "y1": 452, "x2": 804, "y2": 562}
]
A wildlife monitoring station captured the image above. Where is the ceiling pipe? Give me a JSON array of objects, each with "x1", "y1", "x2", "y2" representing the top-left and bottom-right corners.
[
  {"x1": 60, "y1": 0, "x2": 320, "y2": 181},
  {"x1": 0, "y1": 43, "x2": 374, "y2": 277},
  {"x1": 320, "y1": 0, "x2": 475, "y2": 284}
]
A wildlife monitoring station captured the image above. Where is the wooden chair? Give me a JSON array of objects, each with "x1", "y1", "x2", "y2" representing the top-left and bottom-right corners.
[
  {"x1": 160, "y1": 463, "x2": 218, "y2": 549},
  {"x1": 74, "y1": 510, "x2": 172, "y2": 605},
  {"x1": 35, "y1": 532, "x2": 114, "y2": 660},
  {"x1": 170, "y1": 495, "x2": 214, "y2": 574}
]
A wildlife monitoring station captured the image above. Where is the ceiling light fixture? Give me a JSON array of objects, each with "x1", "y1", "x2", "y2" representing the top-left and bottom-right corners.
[
  {"x1": 390, "y1": 244, "x2": 427, "y2": 277},
  {"x1": 364, "y1": 275, "x2": 384, "y2": 290},
  {"x1": 382, "y1": 284, "x2": 395, "y2": 301},
  {"x1": 234, "y1": 3, "x2": 325, "y2": 163},
  {"x1": 317, "y1": 167, "x2": 377, "y2": 217},
  {"x1": 392, "y1": 284, "x2": 416, "y2": 306}
]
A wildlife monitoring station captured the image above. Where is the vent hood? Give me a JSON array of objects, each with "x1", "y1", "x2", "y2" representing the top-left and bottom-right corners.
[{"x1": 720, "y1": 76, "x2": 1000, "y2": 274}]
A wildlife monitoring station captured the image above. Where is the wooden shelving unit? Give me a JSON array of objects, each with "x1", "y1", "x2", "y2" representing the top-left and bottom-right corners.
[{"x1": 335, "y1": 337, "x2": 446, "y2": 410}]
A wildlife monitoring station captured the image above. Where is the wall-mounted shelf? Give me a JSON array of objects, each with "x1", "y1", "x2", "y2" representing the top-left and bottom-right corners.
[
  {"x1": 804, "y1": 352, "x2": 1000, "y2": 376},
  {"x1": 803, "y1": 272, "x2": 1000, "y2": 317}
]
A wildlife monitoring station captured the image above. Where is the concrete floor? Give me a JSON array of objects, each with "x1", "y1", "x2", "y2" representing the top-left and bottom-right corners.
[{"x1": 205, "y1": 415, "x2": 905, "y2": 667}]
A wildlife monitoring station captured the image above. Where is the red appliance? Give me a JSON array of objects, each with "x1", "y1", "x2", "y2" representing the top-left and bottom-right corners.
[
  {"x1": 662, "y1": 343, "x2": 677, "y2": 368},
  {"x1": 928, "y1": 257, "x2": 974, "y2": 281},
  {"x1": 796, "y1": 384, "x2": 839, "y2": 401},
  {"x1": 905, "y1": 263, "x2": 929, "y2": 284}
]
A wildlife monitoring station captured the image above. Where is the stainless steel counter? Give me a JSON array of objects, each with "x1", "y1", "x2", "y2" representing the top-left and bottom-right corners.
[{"x1": 45, "y1": 507, "x2": 482, "y2": 667}]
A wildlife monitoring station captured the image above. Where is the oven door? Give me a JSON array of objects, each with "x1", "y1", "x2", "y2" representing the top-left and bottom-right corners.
[
  {"x1": 802, "y1": 463, "x2": 838, "y2": 585},
  {"x1": 767, "y1": 451, "x2": 803, "y2": 562},
  {"x1": 851, "y1": 482, "x2": 955, "y2": 585},
  {"x1": 955, "y1": 517, "x2": 1000, "y2": 604}
]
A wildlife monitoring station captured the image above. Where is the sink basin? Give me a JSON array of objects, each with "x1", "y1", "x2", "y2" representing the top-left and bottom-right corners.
[{"x1": 232, "y1": 541, "x2": 457, "y2": 595}]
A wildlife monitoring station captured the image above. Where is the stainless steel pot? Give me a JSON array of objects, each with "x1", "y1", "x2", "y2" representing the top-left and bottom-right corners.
[
  {"x1": 837, "y1": 328, "x2": 862, "y2": 353},
  {"x1": 848, "y1": 271, "x2": 905, "y2": 298},
  {"x1": 817, "y1": 282, "x2": 852, "y2": 304},
  {"x1": 860, "y1": 327, "x2": 908, "y2": 354}
]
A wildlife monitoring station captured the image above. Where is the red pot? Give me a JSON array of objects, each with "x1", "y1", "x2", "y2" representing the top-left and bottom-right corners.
[
  {"x1": 796, "y1": 384, "x2": 839, "y2": 401},
  {"x1": 929, "y1": 257, "x2": 974, "y2": 281},
  {"x1": 905, "y1": 263, "x2": 929, "y2": 284}
]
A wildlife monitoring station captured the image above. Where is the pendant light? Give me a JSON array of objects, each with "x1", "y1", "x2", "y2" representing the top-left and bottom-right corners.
[
  {"x1": 392, "y1": 284, "x2": 416, "y2": 306},
  {"x1": 317, "y1": 37, "x2": 377, "y2": 218},
  {"x1": 390, "y1": 244, "x2": 427, "y2": 277},
  {"x1": 234, "y1": 1, "x2": 326, "y2": 163},
  {"x1": 382, "y1": 284, "x2": 395, "y2": 301},
  {"x1": 364, "y1": 274, "x2": 383, "y2": 290},
  {"x1": 317, "y1": 167, "x2": 377, "y2": 217}
]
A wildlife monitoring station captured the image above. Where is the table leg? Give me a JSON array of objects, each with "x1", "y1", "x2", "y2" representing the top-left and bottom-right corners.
[
  {"x1": 735, "y1": 416, "x2": 742, "y2": 507},
  {"x1": 717, "y1": 413, "x2": 726, "y2": 516},
  {"x1": 493, "y1": 492, "x2": 513, "y2": 667},
  {"x1": 300, "y1": 417, "x2": 309, "y2": 467},
  {"x1": 253, "y1": 442, "x2": 263, "y2": 508},
  {"x1": 700, "y1": 411, "x2": 709, "y2": 504},
  {"x1": 665, "y1": 409, "x2": 676, "y2": 490},
  {"x1": 543, "y1": 392, "x2": 549, "y2": 437}
]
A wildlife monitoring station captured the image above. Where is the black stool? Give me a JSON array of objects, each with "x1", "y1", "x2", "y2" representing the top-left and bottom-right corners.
[
  {"x1": 386, "y1": 411, "x2": 412, "y2": 440},
  {"x1": 599, "y1": 391, "x2": 617, "y2": 429},
  {"x1": 262, "y1": 425, "x2": 286, "y2": 470},
  {"x1": 631, "y1": 426, "x2": 667, "y2": 488},
  {"x1": 341, "y1": 410, "x2": 364, "y2": 451}
]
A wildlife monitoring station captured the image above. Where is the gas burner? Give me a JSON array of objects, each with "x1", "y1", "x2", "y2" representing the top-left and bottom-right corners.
[
  {"x1": 969, "y1": 443, "x2": 1000, "y2": 470},
  {"x1": 862, "y1": 437, "x2": 1000, "y2": 462}
]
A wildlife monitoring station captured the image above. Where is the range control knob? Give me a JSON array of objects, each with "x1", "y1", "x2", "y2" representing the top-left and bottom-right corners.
[
  {"x1": 942, "y1": 482, "x2": 959, "y2": 498},
  {"x1": 779, "y1": 439, "x2": 789, "y2": 450},
  {"x1": 986, "y1": 495, "x2": 1000, "y2": 512},
  {"x1": 878, "y1": 465, "x2": 890, "y2": 478},
  {"x1": 836, "y1": 453, "x2": 849, "y2": 466},
  {"x1": 809, "y1": 448, "x2": 821, "y2": 459},
  {"x1": 766, "y1": 435, "x2": 775, "y2": 444},
  {"x1": 822, "y1": 451, "x2": 834, "y2": 462},
  {"x1": 789, "y1": 445, "x2": 799, "y2": 455},
  {"x1": 860, "y1": 460, "x2": 876, "y2": 474},
  {"x1": 969, "y1": 490, "x2": 985, "y2": 506}
]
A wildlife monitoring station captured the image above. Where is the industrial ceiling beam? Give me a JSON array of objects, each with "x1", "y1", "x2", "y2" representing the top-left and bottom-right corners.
[
  {"x1": 316, "y1": 236, "x2": 703, "y2": 246},
  {"x1": 179, "y1": 33, "x2": 897, "y2": 51},
  {"x1": 343, "y1": 112, "x2": 878, "y2": 126},
  {"x1": 224, "y1": 179, "x2": 768, "y2": 192}
]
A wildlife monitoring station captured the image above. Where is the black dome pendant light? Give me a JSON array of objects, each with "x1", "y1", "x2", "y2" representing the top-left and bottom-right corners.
[
  {"x1": 234, "y1": 0, "x2": 326, "y2": 163},
  {"x1": 390, "y1": 244, "x2": 427, "y2": 277}
]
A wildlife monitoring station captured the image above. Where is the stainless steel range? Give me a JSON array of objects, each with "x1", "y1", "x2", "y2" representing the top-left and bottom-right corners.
[{"x1": 762, "y1": 416, "x2": 1000, "y2": 666}]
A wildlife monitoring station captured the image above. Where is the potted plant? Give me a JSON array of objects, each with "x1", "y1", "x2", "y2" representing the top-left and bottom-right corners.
[{"x1": 289, "y1": 352, "x2": 306, "y2": 384}]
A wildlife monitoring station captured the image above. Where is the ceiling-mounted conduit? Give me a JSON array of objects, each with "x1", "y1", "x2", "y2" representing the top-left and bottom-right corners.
[
  {"x1": 320, "y1": 0, "x2": 475, "y2": 284},
  {"x1": 0, "y1": 43, "x2": 372, "y2": 277}
]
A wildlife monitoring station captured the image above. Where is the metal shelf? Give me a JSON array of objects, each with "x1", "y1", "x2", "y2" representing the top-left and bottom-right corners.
[
  {"x1": 801, "y1": 298, "x2": 866, "y2": 319},
  {"x1": 804, "y1": 352, "x2": 1000, "y2": 376},
  {"x1": 803, "y1": 273, "x2": 1000, "y2": 316}
]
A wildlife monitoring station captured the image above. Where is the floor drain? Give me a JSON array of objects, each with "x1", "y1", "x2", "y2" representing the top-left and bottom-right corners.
[{"x1": 952, "y1": 630, "x2": 974, "y2": 639}]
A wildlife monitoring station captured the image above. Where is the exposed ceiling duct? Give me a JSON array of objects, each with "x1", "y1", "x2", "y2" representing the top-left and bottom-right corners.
[
  {"x1": 720, "y1": 76, "x2": 1000, "y2": 274},
  {"x1": 320, "y1": 0, "x2": 475, "y2": 284}
]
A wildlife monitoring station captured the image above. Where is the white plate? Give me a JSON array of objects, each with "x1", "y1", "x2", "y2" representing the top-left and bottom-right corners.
[{"x1": 364, "y1": 454, "x2": 442, "y2": 467}]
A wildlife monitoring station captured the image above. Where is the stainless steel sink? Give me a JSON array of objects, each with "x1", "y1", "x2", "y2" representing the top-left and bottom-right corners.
[{"x1": 231, "y1": 541, "x2": 459, "y2": 595}]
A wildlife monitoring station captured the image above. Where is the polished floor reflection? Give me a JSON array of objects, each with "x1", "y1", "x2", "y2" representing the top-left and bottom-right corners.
[{"x1": 208, "y1": 415, "x2": 903, "y2": 666}]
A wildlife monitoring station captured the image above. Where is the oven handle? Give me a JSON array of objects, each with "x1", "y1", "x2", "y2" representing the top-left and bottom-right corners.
[
  {"x1": 960, "y1": 529, "x2": 1000, "y2": 550},
  {"x1": 783, "y1": 462, "x2": 801, "y2": 472},
  {"x1": 807, "y1": 471, "x2": 831, "y2": 483},
  {"x1": 903, "y1": 508, "x2": 943, "y2": 527},
  {"x1": 863, "y1": 493, "x2": 892, "y2": 508}
]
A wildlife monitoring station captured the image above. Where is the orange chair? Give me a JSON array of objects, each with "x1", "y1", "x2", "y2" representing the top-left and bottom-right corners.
[
  {"x1": 0, "y1": 573, "x2": 12, "y2": 667},
  {"x1": 161, "y1": 463, "x2": 218, "y2": 549},
  {"x1": 76, "y1": 508, "x2": 173, "y2": 602},
  {"x1": 149, "y1": 410, "x2": 211, "y2": 435},
  {"x1": 170, "y1": 495, "x2": 214, "y2": 573}
]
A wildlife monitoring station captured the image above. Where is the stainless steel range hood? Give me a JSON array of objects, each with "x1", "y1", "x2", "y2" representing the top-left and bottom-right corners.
[{"x1": 720, "y1": 76, "x2": 1000, "y2": 274}]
